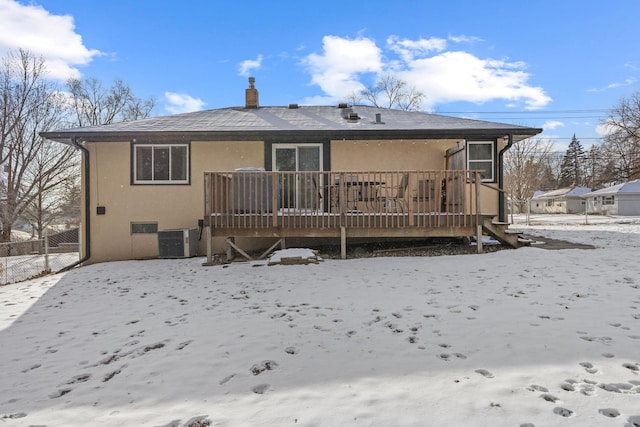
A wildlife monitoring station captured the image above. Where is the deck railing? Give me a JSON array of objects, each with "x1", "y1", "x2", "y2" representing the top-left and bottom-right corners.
[{"x1": 204, "y1": 170, "x2": 482, "y2": 237}]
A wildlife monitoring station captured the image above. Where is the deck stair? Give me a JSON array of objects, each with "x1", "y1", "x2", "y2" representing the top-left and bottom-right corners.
[{"x1": 482, "y1": 217, "x2": 531, "y2": 249}]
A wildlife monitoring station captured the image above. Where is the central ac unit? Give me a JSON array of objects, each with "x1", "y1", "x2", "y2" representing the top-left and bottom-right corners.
[{"x1": 158, "y1": 228, "x2": 198, "y2": 258}]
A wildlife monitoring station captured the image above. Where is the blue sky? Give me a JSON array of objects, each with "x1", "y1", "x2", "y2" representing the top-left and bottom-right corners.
[{"x1": 1, "y1": 0, "x2": 639, "y2": 150}]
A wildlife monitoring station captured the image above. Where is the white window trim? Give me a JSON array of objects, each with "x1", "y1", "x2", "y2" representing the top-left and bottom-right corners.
[
  {"x1": 466, "y1": 141, "x2": 495, "y2": 182},
  {"x1": 272, "y1": 143, "x2": 324, "y2": 172},
  {"x1": 133, "y1": 143, "x2": 190, "y2": 185},
  {"x1": 602, "y1": 195, "x2": 615, "y2": 205}
]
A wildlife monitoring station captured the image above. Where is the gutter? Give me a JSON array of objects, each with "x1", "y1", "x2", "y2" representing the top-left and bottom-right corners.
[
  {"x1": 497, "y1": 133, "x2": 514, "y2": 223},
  {"x1": 57, "y1": 136, "x2": 90, "y2": 272}
]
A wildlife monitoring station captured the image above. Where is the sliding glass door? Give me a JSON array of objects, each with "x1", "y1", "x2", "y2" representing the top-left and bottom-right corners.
[{"x1": 273, "y1": 144, "x2": 322, "y2": 210}]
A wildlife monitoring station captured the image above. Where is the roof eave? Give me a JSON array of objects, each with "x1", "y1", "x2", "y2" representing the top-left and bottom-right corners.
[{"x1": 41, "y1": 127, "x2": 542, "y2": 144}]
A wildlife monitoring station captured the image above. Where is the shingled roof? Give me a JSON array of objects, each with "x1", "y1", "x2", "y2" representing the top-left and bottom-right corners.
[{"x1": 42, "y1": 105, "x2": 542, "y2": 144}]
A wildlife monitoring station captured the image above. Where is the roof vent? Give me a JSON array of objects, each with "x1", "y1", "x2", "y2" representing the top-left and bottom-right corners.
[
  {"x1": 347, "y1": 112, "x2": 359, "y2": 120},
  {"x1": 373, "y1": 113, "x2": 384, "y2": 124},
  {"x1": 338, "y1": 103, "x2": 348, "y2": 108},
  {"x1": 288, "y1": 103, "x2": 299, "y2": 109},
  {"x1": 245, "y1": 77, "x2": 259, "y2": 109}
]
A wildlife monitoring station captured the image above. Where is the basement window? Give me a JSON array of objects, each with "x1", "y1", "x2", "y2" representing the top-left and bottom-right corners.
[
  {"x1": 131, "y1": 222, "x2": 158, "y2": 234},
  {"x1": 133, "y1": 143, "x2": 189, "y2": 184}
]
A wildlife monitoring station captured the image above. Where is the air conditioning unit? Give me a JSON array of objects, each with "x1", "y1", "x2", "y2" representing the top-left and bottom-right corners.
[{"x1": 158, "y1": 228, "x2": 198, "y2": 258}]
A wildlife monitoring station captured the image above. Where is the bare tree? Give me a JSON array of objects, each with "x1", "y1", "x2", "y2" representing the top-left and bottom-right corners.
[
  {"x1": 359, "y1": 74, "x2": 425, "y2": 111},
  {"x1": 601, "y1": 91, "x2": 640, "y2": 181},
  {"x1": 503, "y1": 137, "x2": 555, "y2": 212},
  {"x1": 21, "y1": 142, "x2": 78, "y2": 239},
  {"x1": 66, "y1": 77, "x2": 155, "y2": 127},
  {"x1": 0, "y1": 49, "x2": 76, "y2": 242}
]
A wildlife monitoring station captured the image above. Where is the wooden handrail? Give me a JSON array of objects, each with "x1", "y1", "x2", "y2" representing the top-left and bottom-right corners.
[{"x1": 204, "y1": 170, "x2": 481, "y2": 232}]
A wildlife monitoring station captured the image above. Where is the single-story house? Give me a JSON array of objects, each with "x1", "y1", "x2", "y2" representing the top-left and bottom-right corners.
[
  {"x1": 582, "y1": 179, "x2": 640, "y2": 215},
  {"x1": 41, "y1": 78, "x2": 542, "y2": 265},
  {"x1": 530, "y1": 186, "x2": 592, "y2": 214}
]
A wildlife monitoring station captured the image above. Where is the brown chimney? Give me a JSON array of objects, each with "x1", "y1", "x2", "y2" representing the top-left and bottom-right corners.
[{"x1": 245, "y1": 77, "x2": 259, "y2": 108}]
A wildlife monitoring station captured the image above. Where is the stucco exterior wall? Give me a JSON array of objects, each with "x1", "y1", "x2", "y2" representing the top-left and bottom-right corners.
[
  {"x1": 330, "y1": 139, "x2": 451, "y2": 170},
  {"x1": 85, "y1": 140, "x2": 263, "y2": 263}
]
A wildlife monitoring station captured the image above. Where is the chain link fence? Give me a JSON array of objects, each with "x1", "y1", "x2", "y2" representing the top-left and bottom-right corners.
[{"x1": 0, "y1": 229, "x2": 80, "y2": 285}]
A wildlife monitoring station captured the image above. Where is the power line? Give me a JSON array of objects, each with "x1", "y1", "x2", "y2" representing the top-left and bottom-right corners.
[{"x1": 437, "y1": 109, "x2": 609, "y2": 114}]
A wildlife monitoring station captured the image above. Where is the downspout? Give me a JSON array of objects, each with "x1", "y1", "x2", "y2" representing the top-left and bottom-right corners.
[
  {"x1": 497, "y1": 133, "x2": 514, "y2": 223},
  {"x1": 57, "y1": 136, "x2": 90, "y2": 272}
]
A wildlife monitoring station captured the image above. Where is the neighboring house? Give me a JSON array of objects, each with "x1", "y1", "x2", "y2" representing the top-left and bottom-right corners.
[
  {"x1": 530, "y1": 186, "x2": 592, "y2": 214},
  {"x1": 41, "y1": 78, "x2": 542, "y2": 264},
  {"x1": 582, "y1": 180, "x2": 640, "y2": 215}
]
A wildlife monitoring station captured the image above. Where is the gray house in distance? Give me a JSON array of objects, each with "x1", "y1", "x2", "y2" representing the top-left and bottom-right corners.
[
  {"x1": 530, "y1": 186, "x2": 591, "y2": 214},
  {"x1": 583, "y1": 180, "x2": 640, "y2": 216}
]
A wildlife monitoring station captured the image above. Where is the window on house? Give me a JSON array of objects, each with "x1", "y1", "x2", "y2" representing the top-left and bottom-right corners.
[
  {"x1": 467, "y1": 141, "x2": 495, "y2": 182},
  {"x1": 603, "y1": 196, "x2": 614, "y2": 205},
  {"x1": 546, "y1": 198, "x2": 554, "y2": 207},
  {"x1": 133, "y1": 144, "x2": 189, "y2": 184},
  {"x1": 131, "y1": 222, "x2": 158, "y2": 234}
]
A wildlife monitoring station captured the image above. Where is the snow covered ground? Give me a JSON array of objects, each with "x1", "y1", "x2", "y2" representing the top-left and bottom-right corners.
[{"x1": 1, "y1": 215, "x2": 640, "y2": 426}]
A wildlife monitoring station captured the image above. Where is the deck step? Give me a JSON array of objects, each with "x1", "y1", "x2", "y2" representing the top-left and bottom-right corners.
[{"x1": 481, "y1": 217, "x2": 522, "y2": 249}]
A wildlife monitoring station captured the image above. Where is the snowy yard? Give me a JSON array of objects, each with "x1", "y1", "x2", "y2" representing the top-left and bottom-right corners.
[{"x1": 1, "y1": 215, "x2": 640, "y2": 426}]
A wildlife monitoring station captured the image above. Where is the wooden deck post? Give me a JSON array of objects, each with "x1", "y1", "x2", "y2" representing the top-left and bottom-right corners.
[
  {"x1": 204, "y1": 226, "x2": 213, "y2": 266},
  {"x1": 476, "y1": 225, "x2": 483, "y2": 254},
  {"x1": 340, "y1": 226, "x2": 347, "y2": 259}
]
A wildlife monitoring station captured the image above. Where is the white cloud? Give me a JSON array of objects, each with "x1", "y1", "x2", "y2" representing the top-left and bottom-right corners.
[
  {"x1": 399, "y1": 51, "x2": 551, "y2": 110},
  {"x1": 386, "y1": 35, "x2": 447, "y2": 62},
  {"x1": 588, "y1": 77, "x2": 636, "y2": 92},
  {"x1": 301, "y1": 35, "x2": 382, "y2": 104},
  {"x1": 164, "y1": 92, "x2": 206, "y2": 114},
  {"x1": 596, "y1": 120, "x2": 615, "y2": 136},
  {"x1": 448, "y1": 34, "x2": 483, "y2": 45},
  {"x1": 303, "y1": 35, "x2": 551, "y2": 110},
  {"x1": 238, "y1": 54, "x2": 263, "y2": 77},
  {"x1": 607, "y1": 78, "x2": 636, "y2": 89},
  {"x1": 543, "y1": 120, "x2": 565, "y2": 130},
  {"x1": 0, "y1": 0, "x2": 102, "y2": 80}
]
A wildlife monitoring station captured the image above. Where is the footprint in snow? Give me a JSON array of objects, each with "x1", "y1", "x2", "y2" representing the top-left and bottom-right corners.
[
  {"x1": 219, "y1": 373, "x2": 236, "y2": 385},
  {"x1": 285, "y1": 346, "x2": 298, "y2": 355},
  {"x1": 252, "y1": 383, "x2": 270, "y2": 394},
  {"x1": 541, "y1": 394, "x2": 560, "y2": 403},
  {"x1": 560, "y1": 383, "x2": 575, "y2": 392},
  {"x1": 579, "y1": 361, "x2": 599, "y2": 374},
  {"x1": 528, "y1": 384, "x2": 549, "y2": 392},
  {"x1": 599, "y1": 408, "x2": 620, "y2": 418},
  {"x1": 553, "y1": 407, "x2": 574, "y2": 417},
  {"x1": 474, "y1": 369, "x2": 494, "y2": 378},
  {"x1": 251, "y1": 360, "x2": 278, "y2": 375},
  {"x1": 626, "y1": 415, "x2": 640, "y2": 427},
  {"x1": 49, "y1": 388, "x2": 72, "y2": 399}
]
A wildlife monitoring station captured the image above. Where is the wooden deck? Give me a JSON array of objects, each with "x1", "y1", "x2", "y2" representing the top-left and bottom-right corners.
[{"x1": 204, "y1": 170, "x2": 489, "y2": 259}]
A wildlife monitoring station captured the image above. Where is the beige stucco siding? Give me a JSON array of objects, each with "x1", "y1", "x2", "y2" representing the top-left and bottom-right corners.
[
  {"x1": 330, "y1": 139, "x2": 456, "y2": 171},
  {"x1": 85, "y1": 140, "x2": 263, "y2": 263}
]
